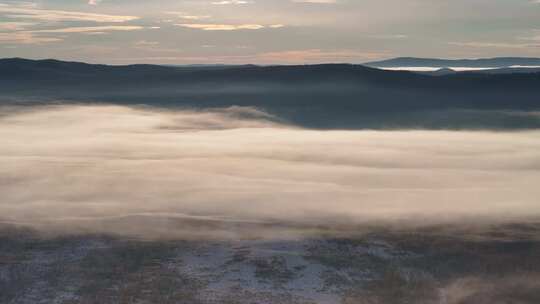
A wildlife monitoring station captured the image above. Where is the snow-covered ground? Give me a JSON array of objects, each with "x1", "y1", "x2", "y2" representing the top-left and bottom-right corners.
[
  {"x1": 0, "y1": 236, "x2": 420, "y2": 304},
  {"x1": 2, "y1": 227, "x2": 539, "y2": 304}
]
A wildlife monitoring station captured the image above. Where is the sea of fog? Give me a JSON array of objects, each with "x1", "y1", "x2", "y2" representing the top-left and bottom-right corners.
[
  {"x1": 379, "y1": 65, "x2": 540, "y2": 71},
  {"x1": 1, "y1": 104, "x2": 539, "y2": 239}
]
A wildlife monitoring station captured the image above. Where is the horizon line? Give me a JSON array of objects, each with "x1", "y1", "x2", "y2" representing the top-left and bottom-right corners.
[{"x1": 3, "y1": 56, "x2": 540, "y2": 67}]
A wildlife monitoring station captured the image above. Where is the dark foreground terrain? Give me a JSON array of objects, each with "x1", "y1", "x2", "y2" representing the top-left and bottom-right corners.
[{"x1": 1, "y1": 223, "x2": 540, "y2": 304}]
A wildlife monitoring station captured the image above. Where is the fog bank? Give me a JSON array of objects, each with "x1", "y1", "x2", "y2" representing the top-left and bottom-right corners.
[{"x1": 1, "y1": 105, "x2": 539, "y2": 239}]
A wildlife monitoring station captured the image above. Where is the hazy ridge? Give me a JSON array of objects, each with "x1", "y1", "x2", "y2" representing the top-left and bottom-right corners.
[{"x1": 1, "y1": 58, "x2": 540, "y2": 130}]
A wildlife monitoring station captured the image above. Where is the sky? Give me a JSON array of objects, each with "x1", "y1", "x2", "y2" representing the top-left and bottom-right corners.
[{"x1": 0, "y1": 0, "x2": 539, "y2": 64}]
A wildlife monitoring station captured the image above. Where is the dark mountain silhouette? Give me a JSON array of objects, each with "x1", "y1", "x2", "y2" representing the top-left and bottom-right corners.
[
  {"x1": 1, "y1": 58, "x2": 539, "y2": 129},
  {"x1": 365, "y1": 57, "x2": 540, "y2": 68}
]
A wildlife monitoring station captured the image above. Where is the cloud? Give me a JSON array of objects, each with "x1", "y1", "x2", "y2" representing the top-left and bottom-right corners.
[
  {"x1": 0, "y1": 4, "x2": 142, "y2": 44},
  {"x1": 134, "y1": 40, "x2": 160, "y2": 46},
  {"x1": 108, "y1": 48, "x2": 386, "y2": 64},
  {"x1": 29, "y1": 25, "x2": 144, "y2": 34},
  {"x1": 166, "y1": 11, "x2": 212, "y2": 20},
  {"x1": 370, "y1": 34, "x2": 408, "y2": 39},
  {"x1": 256, "y1": 49, "x2": 387, "y2": 63},
  {"x1": 0, "y1": 105, "x2": 539, "y2": 239},
  {"x1": 0, "y1": 21, "x2": 35, "y2": 31},
  {"x1": 292, "y1": 0, "x2": 338, "y2": 3},
  {"x1": 0, "y1": 31, "x2": 62, "y2": 44},
  {"x1": 448, "y1": 41, "x2": 540, "y2": 49},
  {"x1": 0, "y1": 3, "x2": 138, "y2": 22},
  {"x1": 0, "y1": 25, "x2": 144, "y2": 44},
  {"x1": 518, "y1": 30, "x2": 540, "y2": 42},
  {"x1": 175, "y1": 23, "x2": 265, "y2": 31},
  {"x1": 211, "y1": 0, "x2": 254, "y2": 4}
]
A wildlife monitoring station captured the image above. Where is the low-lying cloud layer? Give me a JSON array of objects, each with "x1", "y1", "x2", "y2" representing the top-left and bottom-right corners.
[{"x1": 1, "y1": 105, "x2": 539, "y2": 239}]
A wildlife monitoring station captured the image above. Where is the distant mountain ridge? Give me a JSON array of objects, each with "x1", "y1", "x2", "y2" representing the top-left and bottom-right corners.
[
  {"x1": 365, "y1": 57, "x2": 540, "y2": 68},
  {"x1": 2, "y1": 57, "x2": 539, "y2": 86},
  {"x1": 1, "y1": 57, "x2": 539, "y2": 130}
]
